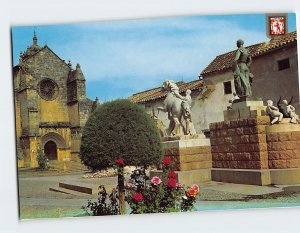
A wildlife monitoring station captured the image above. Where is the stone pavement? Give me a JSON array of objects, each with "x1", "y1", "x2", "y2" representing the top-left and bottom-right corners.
[
  {"x1": 18, "y1": 171, "x2": 300, "y2": 218},
  {"x1": 201, "y1": 181, "x2": 284, "y2": 195}
]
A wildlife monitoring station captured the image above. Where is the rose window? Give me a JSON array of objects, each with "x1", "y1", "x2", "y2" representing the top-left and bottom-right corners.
[{"x1": 38, "y1": 79, "x2": 59, "y2": 100}]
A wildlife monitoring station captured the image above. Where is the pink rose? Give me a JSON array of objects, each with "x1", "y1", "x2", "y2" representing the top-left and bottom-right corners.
[
  {"x1": 151, "y1": 176, "x2": 162, "y2": 185},
  {"x1": 176, "y1": 182, "x2": 183, "y2": 188},
  {"x1": 191, "y1": 184, "x2": 200, "y2": 192}
]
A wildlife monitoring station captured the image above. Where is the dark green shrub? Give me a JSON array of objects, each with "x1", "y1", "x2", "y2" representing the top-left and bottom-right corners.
[
  {"x1": 83, "y1": 186, "x2": 119, "y2": 216},
  {"x1": 37, "y1": 146, "x2": 49, "y2": 170},
  {"x1": 80, "y1": 99, "x2": 162, "y2": 171}
]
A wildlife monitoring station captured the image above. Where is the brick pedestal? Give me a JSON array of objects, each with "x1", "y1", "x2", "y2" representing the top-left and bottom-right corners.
[
  {"x1": 151, "y1": 135, "x2": 212, "y2": 185},
  {"x1": 266, "y1": 123, "x2": 300, "y2": 184},
  {"x1": 210, "y1": 99, "x2": 300, "y2": 185}
]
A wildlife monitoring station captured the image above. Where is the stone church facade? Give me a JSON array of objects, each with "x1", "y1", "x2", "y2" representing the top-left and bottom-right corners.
[{"x1": 13, "y1": 33, "x2": 96, "y2": 167}]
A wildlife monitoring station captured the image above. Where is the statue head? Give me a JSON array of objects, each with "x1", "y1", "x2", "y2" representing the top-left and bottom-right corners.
[
  {"x1": 267, "y1": 100, "x2": 273, "y2": 106},
  {"x1": 186, "y1": 89, "x2": 191, "y2": 96},
  {"x1": 162, "y1": 80, "x2": 176, "y2": 91},
  {"x1": 282, "y1": 99, "x2": 288, "y2": 105},
  {"x1": 236, "y1": 39, "x2": 244, "y2": 48}
]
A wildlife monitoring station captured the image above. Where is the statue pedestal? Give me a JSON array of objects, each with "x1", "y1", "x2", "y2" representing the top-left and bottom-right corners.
[
  {"x1": 151, "y1": 134, "x2": 212, "y2": 185},
  {"x1": 210, "y1": 99, "x2": 300, "y2": 185},
  {"x1": 225, "y1": 98, "x2": 266, "y2": 121}
]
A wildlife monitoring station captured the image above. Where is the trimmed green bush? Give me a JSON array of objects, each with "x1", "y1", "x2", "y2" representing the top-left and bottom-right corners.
[{"x1": 80, "y1": 99, "x2": 162, "y2": 171}]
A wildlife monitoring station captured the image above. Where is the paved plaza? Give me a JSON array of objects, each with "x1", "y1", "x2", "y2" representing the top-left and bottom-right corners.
[{"x1": 18, "y1": 170, "x2": 300, "y2": 219}]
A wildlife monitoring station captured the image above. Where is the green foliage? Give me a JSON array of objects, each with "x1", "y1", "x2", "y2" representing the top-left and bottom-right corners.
[
  {"x1": 17, "y1": 151, "x2": 23, "y2": 160},
  {"x1": 83, "y1": 186, "x2": 119, "y2": 216},
  {"x1": 37, "y1": 146, "x2": 49, "y2": 170},
  {"x1": 80, "y1": 99, "x2": 162, "y2": 171}
]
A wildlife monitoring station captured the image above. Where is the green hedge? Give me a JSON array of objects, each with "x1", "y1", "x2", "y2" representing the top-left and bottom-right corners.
[{"x1": 80, "y1": 99, "x2": 162, "y2": 171}]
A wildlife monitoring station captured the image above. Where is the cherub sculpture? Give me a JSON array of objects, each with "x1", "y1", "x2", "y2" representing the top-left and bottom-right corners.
[{"x1": 266, "y1": 100, "x2": 283, "y2": 125}]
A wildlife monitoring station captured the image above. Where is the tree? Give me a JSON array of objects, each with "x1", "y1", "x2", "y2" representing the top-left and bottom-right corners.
[{"x1": 80, "y1": 99, "x2": 162, "y2": 171}]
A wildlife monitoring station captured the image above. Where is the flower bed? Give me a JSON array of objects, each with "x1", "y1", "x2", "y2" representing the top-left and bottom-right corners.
[{"x1": 84, "y1": 157, "x2": 199, "y2": 215}]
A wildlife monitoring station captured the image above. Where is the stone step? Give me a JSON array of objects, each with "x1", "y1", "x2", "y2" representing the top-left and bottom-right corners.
[
  {"x1": 49, "y1": 186, "x2": 90, "y2": 196},
  {"x1": 59, "y1": 181, "x2": 97, "y2": 194}
]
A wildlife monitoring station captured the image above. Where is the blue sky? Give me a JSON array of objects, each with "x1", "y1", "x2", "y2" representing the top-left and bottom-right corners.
[{"x1": 12, "y1": 13, "x2": 296, "y2": 102}]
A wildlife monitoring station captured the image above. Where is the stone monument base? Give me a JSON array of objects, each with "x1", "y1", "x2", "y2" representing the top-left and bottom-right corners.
[
  {"x1": 212, "y1": 168, "x2": 271, "y2": 186},
  {"x1": 212, "y1": 168, "x2": 300, "y2": 185},
  {"x1": 152, "y1": 134, "x2": 212, "y2": 185}
]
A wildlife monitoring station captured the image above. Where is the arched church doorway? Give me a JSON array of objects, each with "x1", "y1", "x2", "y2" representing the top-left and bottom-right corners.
[{"x1": 44, "y1": 140, "x2": 57, "y2": 160}]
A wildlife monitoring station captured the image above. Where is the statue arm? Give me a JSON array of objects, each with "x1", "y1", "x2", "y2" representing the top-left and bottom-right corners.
[
  {"x1": 270, "y1": 105, "x2": 279, "y2": 111},
  {"x1": 277, "y1": 96, "x2": 281, "y2": 107},
  {"x1": 287, "y1": 104, "x2": 295, "y2": 112},
  {"x1": 289, "y1": 96, "x2": 294, "y2": 105},
  {"x1": 234, "y1": 50, "x2": 241, "y2": 62},
  {"x1": 247, "y1": 55, "x2": 252, "y2": 67},
  {"x1": 233, "y1": 50, "x2": 241, "y2": 75}
]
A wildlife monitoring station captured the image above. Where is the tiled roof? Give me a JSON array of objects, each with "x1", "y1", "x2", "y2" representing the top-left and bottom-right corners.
[
  {"x1": 201, "y1": 31, "x2": 297, "y2": 77},
  {"x1": 129, "y1": 79, "x2": 204, "y2": 103}
]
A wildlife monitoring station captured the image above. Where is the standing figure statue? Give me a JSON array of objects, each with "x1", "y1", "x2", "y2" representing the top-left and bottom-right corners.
[
  {"x1": 232, "y1": 39, "x2": 253, "y2": 98},
  {"x1": 156, "y1": 80, "x2": 195, "y2": 136},
  {"x1": 181, "y1": 89, "x2": 196, "y2": 135}
]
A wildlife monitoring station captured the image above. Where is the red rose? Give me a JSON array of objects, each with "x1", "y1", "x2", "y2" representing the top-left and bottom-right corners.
[
  {"x1": 168, "y1": 170, "x2": 176, "y2": 179},
  {"x1": 115, "y1": 159, "x2": 125, "y2": 166},
  {"x1": 167, "y1": 178, "x2": 176, "y2": 188},
  {"x1": 162, "y1": 157, "x2": 172, "y2": 166},
  {"x1": 133, "y1": 192, "x2": 143, "y2": 202}
]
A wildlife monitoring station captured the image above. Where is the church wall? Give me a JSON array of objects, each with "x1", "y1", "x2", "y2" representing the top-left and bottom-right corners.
[
  {"x1": 76, "y1": 80, "x2": 86, "y2": 101},
  {"x1": 39, "y1": 98, "x2": 70, "y2": 123},
  {"x1": 70, "y1": 127, "x2": 82, "y2": 161},
  {"x1": 68, "y1": 103, "x2": 79, "y2": 126},
  {"x1": 25, "y1": 48, "x2": 71, "y2": 124},
  {"x1": 40, "y1": 127, "x2": 71, "y2": 149},
  {"x1": 18, "y1": 90, "x2": 29, "y2": 135},
  {"x1": 14, "y1": 90, "x2": 23, "y2": 164},
  {"x1": 79, "y1": 103, "x2": 92, "y2": 127}
]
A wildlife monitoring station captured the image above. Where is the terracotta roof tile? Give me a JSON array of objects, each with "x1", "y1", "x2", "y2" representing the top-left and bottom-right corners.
[
  {"x1": 201, "y1": 31, "x2": 297, "y2": 77},
  {"x1": 128, "y1": 79, "x2": 203, "y2": 103}
]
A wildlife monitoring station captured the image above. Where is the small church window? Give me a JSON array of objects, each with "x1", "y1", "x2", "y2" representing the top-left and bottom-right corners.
[
  {"x1": 223, "y1": 81, "x2": 232, "y2": 95},
  {"x1": 278, "y1": 58, "x2": 290, "y2": 71}
]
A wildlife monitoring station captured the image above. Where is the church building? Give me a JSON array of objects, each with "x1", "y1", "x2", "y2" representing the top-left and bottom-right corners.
[{"x1": 13, "y1": 32, "x2": 97, "y2": 167}]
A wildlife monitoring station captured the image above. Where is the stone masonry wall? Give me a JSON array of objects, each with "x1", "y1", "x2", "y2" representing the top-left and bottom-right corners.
[
  {"x1": 164, "y1": 146, "x2": 212, "y2": 171},
  {"x1": 210, "y1": 116, "x2": 269, "y2": 169},
  {"x1": 267, "y1": 131, "x2": 300, "y2": 169}
]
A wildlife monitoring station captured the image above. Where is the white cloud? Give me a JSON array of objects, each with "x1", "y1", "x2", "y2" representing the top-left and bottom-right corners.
[{"x1": 51, "y1": 16, "x2": 268, "y2": 97}]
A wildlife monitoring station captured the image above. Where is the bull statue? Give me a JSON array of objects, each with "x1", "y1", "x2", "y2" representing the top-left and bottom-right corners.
[{"x1": 155, "y1": 80, "x2": 196, "y2": 136}]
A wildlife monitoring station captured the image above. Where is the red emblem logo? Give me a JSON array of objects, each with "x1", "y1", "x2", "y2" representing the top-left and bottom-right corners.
[{"x1": 269, "y1": 16, "x2": 286, "y2": 35}]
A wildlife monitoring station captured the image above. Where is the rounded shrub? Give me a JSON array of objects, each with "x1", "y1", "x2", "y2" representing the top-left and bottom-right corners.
[{"x1": 80, "y1": 99, "x2": 162, "y2": 171}]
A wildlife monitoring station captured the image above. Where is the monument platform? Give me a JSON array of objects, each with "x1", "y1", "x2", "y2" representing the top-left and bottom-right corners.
[
  {"x1": 151, "y1": 134, "x2": 212, "y2": 185},
  {"x1": 210, "y1": 99, "x2": 300, "y2": 186}
]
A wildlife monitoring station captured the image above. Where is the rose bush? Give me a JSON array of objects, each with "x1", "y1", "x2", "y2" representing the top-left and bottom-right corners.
[
  {"x1": 85, "y1": 157, "x2": 199, "y2": 215},
  {"x1": 126, "y1": 157, "x2": 199, "y2": 214}
]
